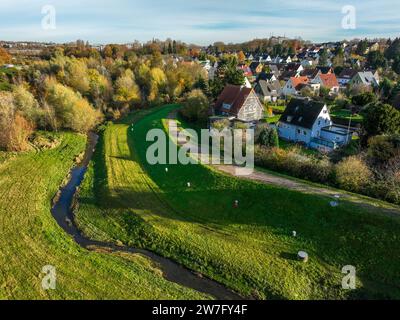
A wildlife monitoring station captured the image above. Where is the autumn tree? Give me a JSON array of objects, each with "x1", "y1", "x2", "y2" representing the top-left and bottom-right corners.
[
  {"x1": 113, "y1": 69, "x2": 141, "y2": 108},
  {"x1": 0, "y1": 47, "x2": 11, "y2": 65},
  {"x1": 45, "y1": 78, "x2": 102, "y2": 132}
]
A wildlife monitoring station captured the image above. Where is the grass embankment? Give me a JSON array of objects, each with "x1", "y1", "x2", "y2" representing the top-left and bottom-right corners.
[
  {"x1": 0, "y1": 131, "x2": 207, "y2": 300},
  {"x1": 76, "y1": 105, "x2": 400, "y2": 300}
]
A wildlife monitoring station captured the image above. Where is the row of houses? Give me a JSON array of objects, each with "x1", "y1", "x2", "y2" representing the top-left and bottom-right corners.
[
  {"x1": 212, "y1": 85, "x2": 354, "y2": 152},
  {"x1": 250, "y1": 64, "x2": 379, "y2": 102}
]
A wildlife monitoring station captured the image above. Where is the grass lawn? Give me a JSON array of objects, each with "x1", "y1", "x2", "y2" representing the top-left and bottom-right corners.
[
  {"x1": 265, "y1": 115, "x2": 281, "y2": 124},
  {"x1": 331, "y1": 109, "x2": 363, "y2": 124},
  {"x1": 0, "y1": 131, "x2": 207, "y2": 300},
  {"x1": 269, "y1": 105, "x2": 286, "y2": 113},
  {"x1": 76, "y1": 105, "x2": 400, "y2": 300}
]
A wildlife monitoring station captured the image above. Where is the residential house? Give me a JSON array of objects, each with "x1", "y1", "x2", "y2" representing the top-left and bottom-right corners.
[
  {"x1": 350, "y1": 71, "x2": 380, "y2": 87},
  {"x1": 312, "y1": 73, "x2": 340, "y2": 95},
  {"x1": 239, "y1": 65, "x2": 254, "y2": 80},
  {"x1": 214, "y1": 85, "x2": 264, "y2": 122},
  {"x1": 301, "y1": 58, "x2": 315, "y2": 68},
  {"x1": 286, "y1": 63, "x2": 304, "y2": 74},
  {"x1": 282, "y1": 76, "x2": 320, "y2": 96},
  {"x1": 255, "y1": 80, "x2": 282, "y2": 103},
  {"x1": 277, "y1": 98, "x2": 353, "y2": 152},
  {"x1": 267, "y1": 64, "x2": 281, "y2": 77},
  {"x1": 280, "y1": 70, "x2": 300, "y2": 82},
  {"x1": 256, "y1": 72, "x2": 277, "y2": 83},
  {"x1": 246, "y1": 53, "x2": 254, "y2": 61},
  {"x1": 300, "y1": 68, "x2": 321, "y2": 81},
  {"x1": 259, "y1": 54, "x2": 272, "y2": 63},
  {"x1": 316, "y1": 66, "x2": 333, "y2": 74},
  {"x1": 281, "y1": 56, "x2": 292, "y2": 64},
  {"x1": 338, "y1": 68, "x2": 358, "y2": 87},
  {"x1": 244, "y1": 77, "x2": 252, "y2": 89},
  {"x1": 249, "y1": 62, "x2": 264, "y2": 74}
]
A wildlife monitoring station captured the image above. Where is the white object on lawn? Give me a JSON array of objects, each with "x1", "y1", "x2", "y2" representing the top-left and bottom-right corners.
[
  {"x1": 187, "y1": 182, "x2": 191, "y2": 188},
  {"x1": 298, "y1": 251, "x2": 309, "y2": 262},
  {"x1": 292, "y1": 231, "x2": 297, "y2": 237},
  {"x1": 165, "y1": 168, "x2": 169, "y2": 173},
  {"x1": 330, "y1": 201, "x2": 339, "y2": 207}
]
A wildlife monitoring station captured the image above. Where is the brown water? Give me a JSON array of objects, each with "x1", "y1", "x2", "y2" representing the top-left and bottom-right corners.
[{"x1": 51, "y1": 132, "x2": 243, "y2": 300}]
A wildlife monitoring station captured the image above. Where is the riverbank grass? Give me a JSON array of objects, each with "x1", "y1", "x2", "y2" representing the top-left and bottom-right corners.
[
  {"x1": 76, "y1": 105, "x2": 400, "y2": 300},
  {"x1": 0, "y1": 131, "x2": 208, "y2": 300}
]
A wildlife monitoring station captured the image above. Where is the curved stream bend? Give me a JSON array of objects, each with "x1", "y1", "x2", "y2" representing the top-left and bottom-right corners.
[{"x1": 51, "y1": 132, "x2": 243, "y2": 300}]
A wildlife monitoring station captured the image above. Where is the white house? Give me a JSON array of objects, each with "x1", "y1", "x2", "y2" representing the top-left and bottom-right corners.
[
  {"x1": 350, "y1": 71, "x2": 380, "y2": 87},
  {"x1": 312, "y1": 73, "x2": 340, "y2": 95},
  {"x1": 278, "y1": 98, "x2": 353, "y2": 152},
  {"x1": 338, "y1": 68, "x2": 358, "y2": 87},
  {"x1": 282, "y1": 76, "x2": 320, "y2": 96}
]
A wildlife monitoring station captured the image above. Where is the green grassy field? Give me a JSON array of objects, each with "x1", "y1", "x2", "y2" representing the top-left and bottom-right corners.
[
  {"x1": 0, "y1": 131, "x2": 208, "y2": 300},
  {"x1": 76, "y1": 105, "x2": 400, "y2": 300}
]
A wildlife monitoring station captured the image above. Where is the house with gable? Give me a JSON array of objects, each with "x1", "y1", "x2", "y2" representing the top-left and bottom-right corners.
[
  {"x1": 338, "y1": 68, "x2": 358, "y2": 87},
  {"x1": 312, "y1": 73, "x2": 340, "y2": 95},
  {"x1": 277, "y1": 98, "x2": 354, "y2": 152},
  {"x1": 350, "y1": 71, "x2": 380, "y2": 87},
  {"x1": 282, "y1": 76, "x2": 320, "y2": 96},
  {"x1": 249, "y1": 62, "x2": 264, "y2": 74},
  {"x1": 214, "y1": 85, "x2": 264, "y2": 122},
  {"x1": 255, "y1": 80, "x2": 282, "y2": 102}
]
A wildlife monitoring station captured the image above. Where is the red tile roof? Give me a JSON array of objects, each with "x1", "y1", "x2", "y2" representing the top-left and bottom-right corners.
[
  {"x1": 319, "y1": 73, "x2": 339, "y2": 88},
  {"x1": 290, "y1": 76, "x2": 309, "y2": 90},
  {"x1": 215, "y1": 85, "x2": 253, "y2": 116}
]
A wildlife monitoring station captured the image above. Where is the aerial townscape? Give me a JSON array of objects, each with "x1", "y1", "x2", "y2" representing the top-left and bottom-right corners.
[{"x1": 1, "y1": 34, "x2": 400, "y2": 303}]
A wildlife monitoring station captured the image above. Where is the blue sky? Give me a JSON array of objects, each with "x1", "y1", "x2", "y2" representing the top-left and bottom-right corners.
[{"x1": 0, "y1": 0, "x2": 399, "y2": 44}]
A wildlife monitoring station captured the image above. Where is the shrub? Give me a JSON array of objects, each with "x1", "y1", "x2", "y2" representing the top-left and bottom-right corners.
[
  {"x1": 335, "y1": 156, "x2": 372, "y2": 192},
  {"x1": 180, "y1": 89, "x2": 209, "y2": 123},
  {"x1": 368, "y1": 135, "x2": 399, "y2": 164},
  {"x1": 6, "y1": 113, "x2": 34, "y2": 151},
  {"x1": 211, "y1": 119, "x2": 230, "y2": 131},
  {"x1": 258, "y1": 127, "x2": 279, "y2": 148},
  {"x1": 254, "y1": 146, "x2": 333, "y2": 184}
]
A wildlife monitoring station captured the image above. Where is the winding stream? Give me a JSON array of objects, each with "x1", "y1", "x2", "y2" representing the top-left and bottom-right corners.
[{"x1": 51, "y1": 132, "x2": 243, "y2": 300}]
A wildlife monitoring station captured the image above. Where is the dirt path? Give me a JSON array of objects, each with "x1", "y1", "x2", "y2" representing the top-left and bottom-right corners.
[
  {"x1": 216, "y1": 165, "x2": 400, "y2": 218},
  {"x1": 168, "y1": 112, "x2": 400, "y2": 218}
]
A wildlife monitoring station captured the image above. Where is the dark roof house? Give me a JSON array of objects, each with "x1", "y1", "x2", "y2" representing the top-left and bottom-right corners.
[{"x1": 280, "y1": 98, "x2": 326, "y2": 129}]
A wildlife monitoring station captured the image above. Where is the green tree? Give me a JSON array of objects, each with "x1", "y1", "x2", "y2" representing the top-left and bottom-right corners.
[
  {"x1": 362, "y1": 102, "x2": 400, "y2": 138},
  {"x1": 385, "y1": 38, "x2": 400, "y2": 60},
  {"x1": 356, "y1": 39, "x2": 368, "y2": 55},
  {"x1": 258, "y1": 127, "x2": 279, "y2": 148},
  {"x1": 367, "y1": 50, "x2": 387, "y2": 69},
  {"x1": 392, "y1": 56, "x2": 400, "y2": 74},
  {"x1": 318, "y1": 50, "x2": 329, "y2": 67},
  {"x1": 352, "y1": 92, "x2": 377, "y2": 106}
]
